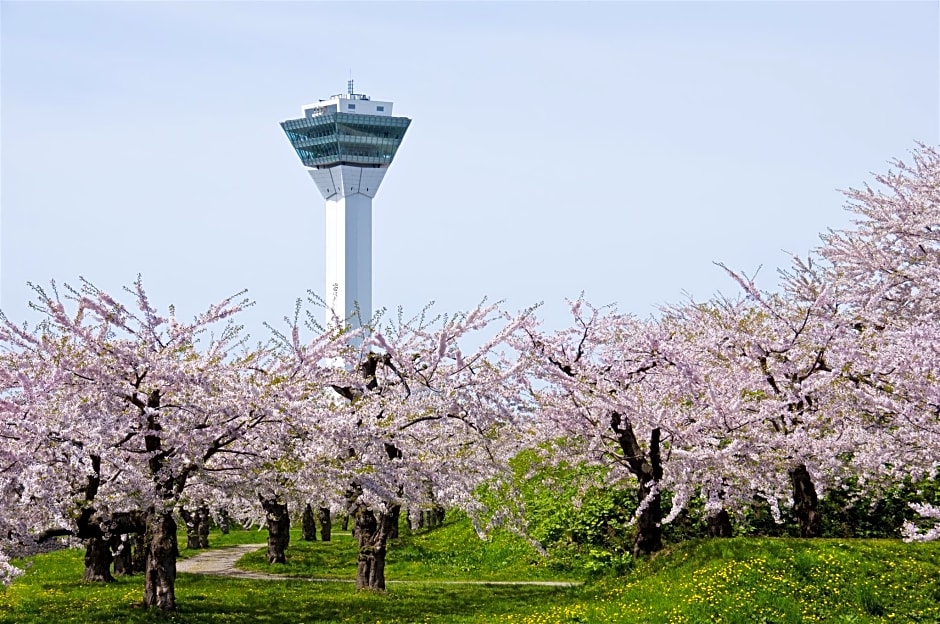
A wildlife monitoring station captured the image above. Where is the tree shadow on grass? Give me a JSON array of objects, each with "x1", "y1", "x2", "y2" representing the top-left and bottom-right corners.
[{"x1": 175, "y1": 575, "x2": 580, "y2": 624}]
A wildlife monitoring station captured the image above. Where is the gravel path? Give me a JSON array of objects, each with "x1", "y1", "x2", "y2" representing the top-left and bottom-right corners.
[
  {"x1": 177, "y1": 545, "x2": 282, "y2": 580},
  {"x1": 176, "y1": 545, "x2": 582, "y2": 586}
]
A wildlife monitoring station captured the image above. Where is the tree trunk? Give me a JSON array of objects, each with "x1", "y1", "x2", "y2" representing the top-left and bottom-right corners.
[
  {"x1": 706, "y1": 509, "x2": 733, "y2": 538},
  {"x1": 387, "y1": 504, "x2": 400, "y2": 539},
  {"x1": 318, "y1": 507, "x2": 332, "y2": 542},
  {"x1": 610, "y1": 413, "x2": 663, "y2": 557},
  {"x1": 633, "y1": 473, "x2": 663, "y2": 557},
  {"x1": 790, "y1": 464, "x2": 822, "y2": 538},
  {"x1": 131, "y1": 533, "x2": 146, "y2": 573},
  {"x1": 197, "y1": 506, "x2": 210, "y2": 549},
  {"x1": 111, "y1": 535, "x2": 133, "y2": 576},
  {"x1": 179, "y1": 508, "x2": 202, "y2": 550},
  {"x1": 301, "y1": 504, "x2": 318, "y2": 541},
  {"x1": 341, "y1": 514, "x2": 349, "y2": 531},
  {"x1": 142, "y1": 509, "x2": 178, "y2": 611},
  {"x1": 260, "y1": 497, "x2": 290, "y2": 564},
  {"x1": 218, "y1": 509, "x2": 230, "y2": 535},
  {"x1": 83, "y1": 536, "x2": 114, "y2": 582},
  {"x1": 352, "y1": 506, "x2": 396, "y2": 591}
]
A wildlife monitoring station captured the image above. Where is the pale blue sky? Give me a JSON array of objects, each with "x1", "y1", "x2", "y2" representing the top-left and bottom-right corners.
[{"x1": 2, "y1": 1, "x2": 938, "y2": 336}]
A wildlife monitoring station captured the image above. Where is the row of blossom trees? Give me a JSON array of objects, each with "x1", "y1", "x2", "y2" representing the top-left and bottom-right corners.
[
  {"x1": 1, "y1": 144, "x2": 937, "y2": 607},
  {"x1": 0, "y1": 280, "x2": 536, "y2": 607},
  {"x1": 515, "y1": 143, "x2": 939, "y2": 552}
]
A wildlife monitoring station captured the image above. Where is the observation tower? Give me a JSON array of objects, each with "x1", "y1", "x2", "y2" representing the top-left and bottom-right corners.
[{"x1": 281, "y1": 81, "x2": 411, "y2": 329}]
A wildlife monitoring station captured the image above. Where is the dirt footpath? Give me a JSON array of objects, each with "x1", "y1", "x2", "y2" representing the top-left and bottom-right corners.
[{"x1": 177, "y1": 545, "x2": 581, "y2": 586}]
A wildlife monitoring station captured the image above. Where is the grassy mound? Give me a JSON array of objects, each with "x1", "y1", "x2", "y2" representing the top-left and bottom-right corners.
[{"x1": 527, "y1": 537, "x2": 940, "y2": 623}]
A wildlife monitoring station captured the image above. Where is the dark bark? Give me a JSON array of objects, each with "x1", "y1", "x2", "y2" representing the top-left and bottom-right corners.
[
  {"x1": 70, "y1": 511, "x2": 144, "y2": 581},
  {"x1": 610, "y1": 413, "x2": 663, "y2": 557},
  {"x1": 380, "y1": 442, "x2": 403, "y2": 540},
  {"x1": 706, "y1": 509, "x2": 733, "y2": 538},
  {"x1": 351, "y1": 504, "x2": 396, "y2": 591},
  {"x1": 76, "y1": 453, "x2": 111, "y2": 582},
  {"x1": 386, "y1": 505, "x2": 401, "y2": 539},
  {"x1": 417, "y1": 505, "x2": 444, "y2": 529},
  {"x1": 301, "y1": 504, "x2": 318, "y2": 541},
  {"x1": 111, "y1": 535, "x2": 133, "y2": 576},
  {"x1": 334, "y1": 354, "x2": 403, "y2": 589},
  {"x1": 179, "y1": 505, "x2": 211, "y2": 549},
  {"x1": 218, "y1": 509, "x2": 231, "y2": 535},
  {"x1": 260, "y1": 496, "x2": 290, "y2": 564},
  {"x1": 790, "y1": 464, "x2": 822, "y2": 538},
  {"x1": 318, "y1": 507, "x2": 332, "y2": 542},
  {"x1": 83, "y1": 536, "x2": 114, "y2": 582},
  {"x1": 130, "y1": 533, "x2": 146, "y2": 573},
  {"x1": 197, "y1": 506, "x2": 210, "y2": 549},
  {"x1": 136, "y1": 388, "x2": 188, "y2": 611},
  {"x1": 179, "y1": 508, "x2": 202, "y2": 550},
  {"x1": 142, "y1": 509, "x2": 178, "y2": 611},
  {"x1": 341, "y1": 515, "x2": 350, "y2": 531}
]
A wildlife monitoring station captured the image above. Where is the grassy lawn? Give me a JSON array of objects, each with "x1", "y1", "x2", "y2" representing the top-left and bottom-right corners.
[
  {"x1": 237, "y1": 518, "x2": 581, "y2": 582},
  {"x1": 2, "y1": 518, "x2": 939, "y2": 623},
  {"x1": 0, "y1": 546, "x2": 574, "y2": 624}
]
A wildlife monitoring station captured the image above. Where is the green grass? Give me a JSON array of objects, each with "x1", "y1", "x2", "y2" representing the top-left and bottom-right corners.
[
  {"x1": 237, "y1": 518, "x2": 580, "y2": 582},
  {"x1": 0, "y1": 546, "x2": 573, "y2": 624},
  {"x1": 521, "y1": 538, "x2": 940, "y2": 624},
  {"x1": 2, "y1": 520, "x2": 939, "y2": 623},
  {"x1": 175, "y1": 527, "x2": 269, "y2": 559}
]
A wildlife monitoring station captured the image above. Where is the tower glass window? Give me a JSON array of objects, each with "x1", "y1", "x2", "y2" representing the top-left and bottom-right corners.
[{"x1": 281, "y1": 112, "x2": 411, "y2": 168}]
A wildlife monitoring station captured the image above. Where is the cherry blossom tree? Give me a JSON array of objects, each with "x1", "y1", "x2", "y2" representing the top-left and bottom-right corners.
[
  {"x1": 0, "y1": 278, "x2": 332, "y2": 610},
  {"x1": 815, "y1": 143, "x2": 940, "y2": 538},
  {"x1": 665, "y1": 277, "x2": 861, "y2": 537},
  {"x1": 515, "y1": 143, "x2": 939, "y2": 549},
  {"x1": 517, "y1": 299, "x2": 712, "y2": 556},
  {"x1": 674, "y1": 143, "x2": 940, "y2": 539},
  {"x1": 313, "y1": 301, "x2": 537, "y2": 590}
]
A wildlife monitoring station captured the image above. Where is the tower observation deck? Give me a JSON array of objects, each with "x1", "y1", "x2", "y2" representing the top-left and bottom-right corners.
[{"x1": 281, "y1": 82, "x2": 411, "y2": 330}]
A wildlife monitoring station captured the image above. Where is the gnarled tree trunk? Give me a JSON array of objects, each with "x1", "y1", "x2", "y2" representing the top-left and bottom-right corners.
[
  {"x1": 131, "y1": 533, "x2": 146, "y2": 573},
  {"x1": 706, "y1": 509, "x2": 733, "y2": 538},
  {"x1": 432, "y1": 503, "x2": 445, "y2": 527},
  {"x1": 179, "y1": 508, "x2": 201, "y2": 550},
  {"x1": 610, "y1": 413, "x2": 663, "y2": 557},
  {"x1": 790, "y1": 464, "x2": 822, "y2": 537},
  {"x1": 111, "y1": 534, "x2": 133, "y2": 576},
  {"x1": 142, "y1": 509, "x2": 178, "y2": 611},
  {"x1": 179, "y1": 505, "x2": 211, "y2": 549},
  {"x1": 415, "y1": 503, "x2": 445, "y2": 529},
  {"x1": 301, "y1": 504, "x2": 317, "y2": 541},
  {"x1": 260, "y1": 496, "x2": 290, "y2": 564},
  {"x1": 386, "y1": 504, "x2": 400, "y2": 539},
  {"x1": 352, "y1": 505, "x2": 396, "y2": 591},
  {"x1": 318, "y1": 507, "x2": 332, "y2": 542},
  {"x1": 197, "y1": 505, "x2": 210, "y2": 548},
  {"x1": 83, "y1": 536, "x2": 114, "y2": 582}
]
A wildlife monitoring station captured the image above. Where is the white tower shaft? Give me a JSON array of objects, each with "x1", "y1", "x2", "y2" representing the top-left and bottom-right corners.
[
  {"x1": 324, "y1": 194, "x2": 371, "y2": 329},
  {"x1": 310, "y1": 165, "x2": 388, "y2": 329}
]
